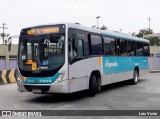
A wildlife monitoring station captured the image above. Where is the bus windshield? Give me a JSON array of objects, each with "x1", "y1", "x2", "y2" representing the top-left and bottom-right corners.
[{"x1": 18, "y1": 34, "x2": 65, "y2": 71}]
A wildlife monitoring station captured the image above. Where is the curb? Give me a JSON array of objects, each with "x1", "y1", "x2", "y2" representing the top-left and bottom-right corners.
[
  {"x1": 150, "y1": 70, "x2": 160, "y2": 73},
  {"x1": 0, "y1": 69, "x2": 17, "y2": 85}
]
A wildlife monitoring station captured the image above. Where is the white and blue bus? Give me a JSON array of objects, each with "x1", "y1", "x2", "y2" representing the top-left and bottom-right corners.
[{"x1": 16, "y1": 23, "x2": 150, "y2": 96}]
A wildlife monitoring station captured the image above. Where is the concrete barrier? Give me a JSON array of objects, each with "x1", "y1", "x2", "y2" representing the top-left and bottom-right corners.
[
  {"x1": 0, "y1": 69, "x2": 17, "y2": 85},
  {"x1": 0, "y1": 71, "x2": 3, "y2": 85}
]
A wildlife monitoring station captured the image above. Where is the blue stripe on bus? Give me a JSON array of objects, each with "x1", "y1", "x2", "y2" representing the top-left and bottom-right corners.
[
  {"x1": 102, "y1": 57, "x2": 149, "y2": 74},
  {"x1": 24, "y1": 72, "x2": 60, "y2": 84}
]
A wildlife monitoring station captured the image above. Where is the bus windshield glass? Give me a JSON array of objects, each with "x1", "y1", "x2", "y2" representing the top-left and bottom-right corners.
[{"x1": 18, "y1": 34, "x2": 65, "y2": 71}]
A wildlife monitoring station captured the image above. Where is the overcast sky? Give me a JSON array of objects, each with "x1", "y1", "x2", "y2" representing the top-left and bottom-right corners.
[{"x1": 0, "y1": 0, "x2": 160, "y2": 43}]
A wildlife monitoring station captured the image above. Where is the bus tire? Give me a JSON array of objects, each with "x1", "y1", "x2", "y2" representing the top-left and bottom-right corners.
[
  {"x1": 131, "y1": 70, "x2": 138, "y2": 85},
  {"x1": 89, "y1": 75, "x2": 99, "y2": 96}
]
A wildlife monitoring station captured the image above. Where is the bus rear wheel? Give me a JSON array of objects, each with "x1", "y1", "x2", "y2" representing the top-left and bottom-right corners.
[
  {"x1": 88, "y1": 74, "x2": 101, "y2": 96},
  {"x1": 131, "y1": 70, "x2": 138, "y2": 85}
]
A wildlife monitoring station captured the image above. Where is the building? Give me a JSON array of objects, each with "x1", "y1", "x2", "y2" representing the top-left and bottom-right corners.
[
  {"x1": 145, "y1": 33, "x2": 160, "y2": 70},
  {"x1": 0, "y1": 45, "x2": 18, "y2": 71}
]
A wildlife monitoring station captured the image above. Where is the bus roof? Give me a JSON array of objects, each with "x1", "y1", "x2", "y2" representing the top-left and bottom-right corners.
[
  {"x1": 66, "y1": 23, "x2": 149, "y2": 43},
  {"x1": 23, "y1": 23, "x2": 149, "y2": 43},
  {"x1": 100, "y1": 31, "x2": 149, "y2": 43}
]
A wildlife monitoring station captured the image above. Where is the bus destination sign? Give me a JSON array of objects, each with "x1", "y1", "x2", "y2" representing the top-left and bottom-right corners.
[{"x1": 27, "y1": 27, "x2": 59, "y2": 35}]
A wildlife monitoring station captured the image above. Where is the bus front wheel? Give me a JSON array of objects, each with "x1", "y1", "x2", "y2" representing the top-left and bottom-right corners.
[{"x1": 89, "y1": 75, "x2": 100, "y2": 96}]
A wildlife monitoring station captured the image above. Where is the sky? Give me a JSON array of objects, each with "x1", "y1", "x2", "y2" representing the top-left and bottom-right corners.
[{"x1": 0, "y1": 0, "x2": 160, "y2": 44}]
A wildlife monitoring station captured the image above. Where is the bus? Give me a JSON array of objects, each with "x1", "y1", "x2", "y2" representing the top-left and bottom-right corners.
[{"x1": 16, "y1": 23, "x2": 150, "y2": 96}]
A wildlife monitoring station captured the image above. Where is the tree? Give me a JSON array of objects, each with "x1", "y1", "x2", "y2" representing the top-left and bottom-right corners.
[
  {"x1": 150, "y1": 37, "x2": 160, "y2": 46},
  {"x1": 91, "y1": 25, "x2": 96, "y2": 28},
  {"x1": 131, "y1": 32, "x2": 137, "y2": 37},
  {"x1": 0, "y1": 33, "x2": 10, "y2": 44},
  {"x1": 100, "y1": 25, "x2": 108, "y2": 30},
  {"x1": 91, "y1": 25, "x2": 108, "y2": 30},
  {"x1": 136, "y1": 28, "x2": 153, "y2": 38},
  {"x1": 136, "y1": 28, "x2": 160, "y2": 46}
]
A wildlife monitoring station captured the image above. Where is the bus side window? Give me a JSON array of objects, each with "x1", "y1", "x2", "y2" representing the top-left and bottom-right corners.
[
  {"x1": 103, "y1": 36, "x2": 116, "y2": 56},
  {"x1": 90, "y1": 34, "x2": 103, "y2": 55},
  {"x1": 128, "y1": 41, "x2": 136, "y2": 56},
  {"x1": 136, "y1": 42, "x2": 143, "y2": 56},
  {"x1": 120, "y1": 39, "x2": 127, "y2": 56},
  {"x1": 73, "y1": 38, "x2": 84, "y2": 57},
  {"x1": 143, "y1": 43, "x2": 150, "y2": 56}
]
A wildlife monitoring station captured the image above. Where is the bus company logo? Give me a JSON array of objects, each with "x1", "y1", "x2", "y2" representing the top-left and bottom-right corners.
[
  {"x1": 105, "y1": 60, "x2": 118, "y2": 68},
  {"x1": 37, "y1": 66, "x2": 48, "y2": 70},
  {"x1": 39, "y1": 79, "x2": 52, "y2": 83}
]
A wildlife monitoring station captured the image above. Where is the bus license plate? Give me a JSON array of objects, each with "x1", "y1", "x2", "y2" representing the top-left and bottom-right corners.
[{"x1": 32, "y1": 89, "x2": 42, "y2": 93}]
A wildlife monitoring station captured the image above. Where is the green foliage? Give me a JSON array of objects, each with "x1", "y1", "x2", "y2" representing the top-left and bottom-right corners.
[
  {"x1": 91, "y1": 25, "x2": 108, "y2": 30},
  {"x1": 136, "y1": 28, "x2": 153, "y2": 38},
  {"x1": 0, "y1": 33, "x2": 6, "y2": 38},
  {"x1": 149, "y1": 37, "x2": 160, "y2": 46},
  {"x1": 91, "y1": 25, "x2": 96, "y2": 28},
  {"x1": 0, "y1": 33, "x2": 10, "y2": 44},
  {"x1": 135, "y1": 28, "x2": 160, "y2": 46},
  {"x1": 131, "y1": 32, "x2": 137, "y2": 37},
  {"x1": 100, "y1": 25, "x2": 107, "y2": 30}
]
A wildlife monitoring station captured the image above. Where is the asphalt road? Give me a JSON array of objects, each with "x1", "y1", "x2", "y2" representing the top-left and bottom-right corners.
[{"x1": 0, "y1": 73, "x2": 160, "y2": 119}]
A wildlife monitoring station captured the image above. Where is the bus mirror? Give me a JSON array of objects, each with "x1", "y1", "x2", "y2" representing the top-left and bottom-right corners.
[{"x1": 73, "y1": 38, "x2": 78, "y2": 50}]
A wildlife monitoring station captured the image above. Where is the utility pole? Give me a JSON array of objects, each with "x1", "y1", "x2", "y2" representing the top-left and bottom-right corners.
[
  {"x1": 147, "y1": 17, "x2": 151, "y2": 31},
  {"x1": 147, "y1": 17, "x2": 154, "y2": 70},
  {"x1": 96, "y1": 16, "x2": 100, "y2": 28},
  {"x1": 0, "y1": 23, "x2": 8, "y2": 44}
]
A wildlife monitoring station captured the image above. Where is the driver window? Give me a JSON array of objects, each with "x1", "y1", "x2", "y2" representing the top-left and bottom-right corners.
[
  {"x1": 73, "y1": 39, "x2": 84, "y2": 57},
  {"x1": 76, "y1": 39, "x2": 83, "y2": 57},
  {"x1": 69, "y1": 38, "x2": 84, "y2": 58}
]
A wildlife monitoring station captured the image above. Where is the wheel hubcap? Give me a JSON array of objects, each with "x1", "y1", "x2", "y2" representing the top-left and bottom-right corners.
[{"x1": 135, "y1": 72, "x2": 138, "y2": 82}]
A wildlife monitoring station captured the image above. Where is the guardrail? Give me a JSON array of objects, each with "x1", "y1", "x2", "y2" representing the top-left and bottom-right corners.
[{"x1": 0, "y1": 69, "x2": 17, "y2": 85}]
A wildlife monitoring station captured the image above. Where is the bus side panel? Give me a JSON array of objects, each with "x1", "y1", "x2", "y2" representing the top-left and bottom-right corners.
[
  {"x1": 102, "y1": 56, "x2": 130, "y2": 84},
  {"x1": 101, "y1": 74, "x2": 112, "y2": 86},
  {"x1": 129, "y1": 57, "x2": 150, "y2": 77},
  {"x1": 101, "y1": 56, "x2": 150, "y2": 84},
  {"x1": 69, "y1": 57, "x2": 102, "y2": 93},
  {"x1": 138, "y1": 57, "x2": 150, "y2": 77},
  {"x1": 68, "y1": 56, "x2": 149, "y2": 93}
]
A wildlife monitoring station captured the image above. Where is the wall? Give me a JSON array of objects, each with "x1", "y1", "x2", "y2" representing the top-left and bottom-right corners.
[
  {"x1": 0, "y1": 45, "x2": 18, "y2": 70},
  {"x1": 0, "y1": 59, "x2": 17, "y2": 71},
  {"x1": 0, "y1": 60, "x2": 5, "y2": 70},
  {"x1": 150, "y1": 56, "x2": 160, "y2": 70},
  {"x1": 150, "y1": 46, "x2": 160, "y2": 55}
]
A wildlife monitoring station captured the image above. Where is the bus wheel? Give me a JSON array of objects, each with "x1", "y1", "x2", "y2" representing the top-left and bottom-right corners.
[
  {"x1": 89, "y1": 75, "x2": 100, "y2": 96},
  {"x1": 131, "y1": 70, "x2": 138, "y2": 85}
]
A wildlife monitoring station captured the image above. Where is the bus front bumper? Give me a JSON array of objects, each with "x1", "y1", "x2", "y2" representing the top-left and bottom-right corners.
[{"x1": 17, "y1": 80, "x2": 70, "y2": 94}]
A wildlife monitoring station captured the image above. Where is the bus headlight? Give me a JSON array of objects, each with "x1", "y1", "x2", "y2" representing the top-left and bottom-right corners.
[
  {"x1": 16, "y1": 69, "x2": 27, "y2": 83},
  {"x1": 17, "y1": 76, "x2": 22, "y2": 83},
  {"x1": 55, "y1": 71, "x2": 66, "y2": 83},
  {"x1": 16, "y1": 69, "x2": 22, "y2": 83}
]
